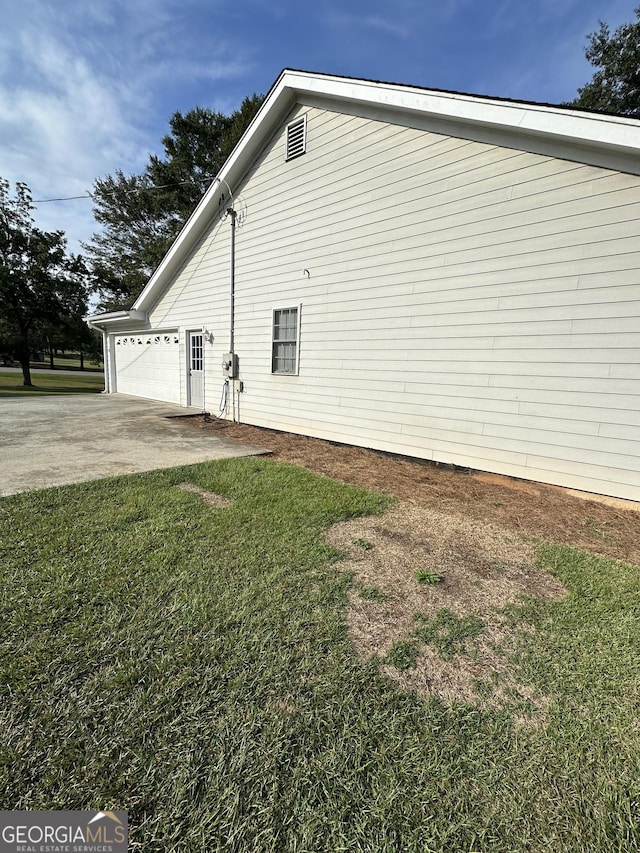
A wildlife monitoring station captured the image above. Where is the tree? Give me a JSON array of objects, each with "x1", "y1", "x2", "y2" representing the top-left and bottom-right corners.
[
  {"x1": 87, "y1": 94, "x2": 264, "y2": 310},
  {"x1": 0, "y1": 179, "x2": 90, "y2": 386},
  {"x1": 569, "y1": 6, "x2": 640, "y2": 116},
  {"x1": 38, "y1": 315, "x2": 102, "y2": 370}
]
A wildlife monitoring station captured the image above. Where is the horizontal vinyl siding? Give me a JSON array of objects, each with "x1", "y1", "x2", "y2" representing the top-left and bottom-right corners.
[
  {"x1": 151, "y1": 103, "x2": 640, "y2": 501},
  {"x1": 147, "y1": 211, "x2": 232, "y2": 409}
]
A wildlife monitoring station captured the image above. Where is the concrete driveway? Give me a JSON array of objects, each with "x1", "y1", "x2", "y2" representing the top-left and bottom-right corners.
[{"x1": 0, "y1": 394, "x2": 265, "y2": 496}]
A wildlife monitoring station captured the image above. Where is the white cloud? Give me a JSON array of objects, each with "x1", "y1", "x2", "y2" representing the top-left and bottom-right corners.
[
  {"x1": 0, "y1": 0, "x2": 252, "y2": 252},
  {"x1": 138, "y1": 55, "x2": 253, "y2": 91},
  {"x1": 3, "y1": 0, "x2": 635, "y2": 256}
]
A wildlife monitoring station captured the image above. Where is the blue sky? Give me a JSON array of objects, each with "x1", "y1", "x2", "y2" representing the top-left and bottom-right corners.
[{"x1": 1, "y1": 0, "x2": 637, "y2": 253}]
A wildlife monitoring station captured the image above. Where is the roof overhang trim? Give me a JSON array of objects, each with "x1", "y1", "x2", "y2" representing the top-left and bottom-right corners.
[
  {"x1": 131, "y1": 69, "x2": 640, "y2": 315},
  {"x1": 84, "y1": 309, "x2": 148, "y2": 330}
]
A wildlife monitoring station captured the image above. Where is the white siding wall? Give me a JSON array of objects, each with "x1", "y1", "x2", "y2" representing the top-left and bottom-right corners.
[{"x1": 148, "y1": 104, "x2": 640, "y2": 501}]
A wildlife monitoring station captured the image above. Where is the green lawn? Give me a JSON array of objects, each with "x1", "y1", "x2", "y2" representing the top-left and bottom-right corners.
[
  {"x1": 3, "y1": 354, "x2": 104, "y2": 372},
  {"x1": 28, "y1": 354, "x2": 103, "y2": 372},
  {"x1": 0, "y1": 370, "x2": 104, "y2": 396},
  {"x1": 0, "y1": 458, "x2": 638, "y2": 852}
]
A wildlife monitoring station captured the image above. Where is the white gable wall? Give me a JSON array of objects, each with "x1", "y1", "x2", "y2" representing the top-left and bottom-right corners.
[{"x1": 146, "y1": 102, "x2": 640, "y2": 501}]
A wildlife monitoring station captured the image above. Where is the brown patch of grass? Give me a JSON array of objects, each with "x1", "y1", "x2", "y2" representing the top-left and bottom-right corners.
[
  {"x1": 176, "y1": 482, "x2": 233, "y2": 508},
  {"x1": 181, "y1": 415, "x2": 640, "y2": 720},
  {"x1": 326, "y1": 502, "x2": 565, "y2": 715}
]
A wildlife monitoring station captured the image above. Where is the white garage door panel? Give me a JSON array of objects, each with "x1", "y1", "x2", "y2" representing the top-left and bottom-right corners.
[{"x1": 114, "y1": 332, "x2": 181, "y2": 404}]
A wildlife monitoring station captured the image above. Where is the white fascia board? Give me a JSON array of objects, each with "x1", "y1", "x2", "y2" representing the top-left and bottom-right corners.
[
  {"x1": 286, "y1": 71, "x2": 640, "y2": 157},
  {"x1": 85, "y1": 309, "x2": 148, "y2": 329},
  {"x1": 133, "y1": 69, "x2": 640, "y2": 315},
  {"x1": 134, "y1": 73, "x2": 296, "y2": 314}
]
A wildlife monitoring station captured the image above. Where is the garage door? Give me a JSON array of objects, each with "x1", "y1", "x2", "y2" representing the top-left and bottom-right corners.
[{"x1": 113, "y1": 331, "x2": 181, "y2": 404}]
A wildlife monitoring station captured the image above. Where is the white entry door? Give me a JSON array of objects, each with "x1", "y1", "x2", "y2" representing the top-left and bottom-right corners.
[{"x1": 187, "y1": 331, "x2": 204, "y2": 408}]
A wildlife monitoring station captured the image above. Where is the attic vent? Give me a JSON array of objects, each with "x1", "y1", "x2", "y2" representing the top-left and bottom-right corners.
[{"x1": 286, "y1": 115, "x2": 307, "y2": 160}]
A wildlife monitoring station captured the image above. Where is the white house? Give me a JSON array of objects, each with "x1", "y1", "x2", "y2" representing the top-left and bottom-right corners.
[{"x1": 87, "y1": 70, "x2": 640, "y2": 502}]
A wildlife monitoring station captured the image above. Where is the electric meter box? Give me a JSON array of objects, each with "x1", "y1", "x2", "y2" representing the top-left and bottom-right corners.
[{"x1": 222, "y1": 353, "x2": 239, "y2": 378}]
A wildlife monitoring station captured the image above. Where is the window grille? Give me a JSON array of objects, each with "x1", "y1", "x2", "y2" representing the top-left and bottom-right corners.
[
  {"x1": 190, "y1": 334, "x2": 203, "y2": 372},
  {"x1": 272, "y1": 307, "x2": 300, "y2": 374}
]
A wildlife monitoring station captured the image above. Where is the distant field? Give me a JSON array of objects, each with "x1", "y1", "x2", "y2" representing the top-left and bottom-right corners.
[
  {"x1": 29, "y1": 355, "x2": 103, "y2": 372},
  {"x1": 3, "y1": 354, "x2": 103, "y2": 372},
  {"x1": 0, "y1": 371, "x2": 104, "y2": 396}
]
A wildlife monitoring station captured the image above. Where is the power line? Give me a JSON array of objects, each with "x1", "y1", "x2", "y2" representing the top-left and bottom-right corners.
[
  {"x1": 32, "y1": 193, "x2": 94, "y2": 203},
  {"x1": 32, "y1": 179, "x2": 205, "y2": 204}
]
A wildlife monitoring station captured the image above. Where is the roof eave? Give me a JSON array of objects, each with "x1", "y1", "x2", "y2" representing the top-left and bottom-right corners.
[
  {"x1": 84, "y1": 309, "x2": 148, "y2": 330},
  {"x1": 286, "y1": 70, "x2": 640, "y2": 156},
  {"x1": 132, "y1": 69, "x2": 640, "y2": 315},
  {"x1": 133, "y1": 70, "x2": 297, "y2": 314}
]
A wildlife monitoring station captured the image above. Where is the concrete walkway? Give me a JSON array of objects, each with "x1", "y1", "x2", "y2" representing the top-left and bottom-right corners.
[{"x1": 0, "y1": 394, "x2": 264, "y2": 496}]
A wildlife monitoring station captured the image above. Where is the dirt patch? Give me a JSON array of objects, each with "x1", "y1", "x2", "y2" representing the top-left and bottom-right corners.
[
  {"x1": 184, "y1": 417, "x2": 640, "y2": 565},
  {"x1": 325, "y1": 502, "x2": 565, "y2": 713},
  {"x1": 176, "y1": 482, "x2": 233, "y2": 508},
  {"x1": 182, "y1": 417, "x2": 640, "y2": 711}
]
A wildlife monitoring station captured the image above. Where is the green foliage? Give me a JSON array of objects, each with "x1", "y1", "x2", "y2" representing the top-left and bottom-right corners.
[
  {"x1": 0, "y1": 179, "x2": 90, "y2": 386},
  {"x1": 385, "y1": 640, "x2": 420, "y2": 671},
  {"x1": 413, "y1": 609, "x2": 485, "y2": 658},
  {"x1": 87, "y1": 95, "x2": 264, "y2": 309},
  {"x1": 353, "y1": 538, "x2": 374, "y2": 550},
  {"x1": 415, "y1": 568, "x2": 442, "y2": 584},
  {"x1": 569, "y1": 6, "x2": 640, "y2": 116}
]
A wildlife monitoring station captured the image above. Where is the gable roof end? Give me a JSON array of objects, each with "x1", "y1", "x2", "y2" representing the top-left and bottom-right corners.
[{"x1": 132, "y1": 69, "x2": 640, "y2": 315}]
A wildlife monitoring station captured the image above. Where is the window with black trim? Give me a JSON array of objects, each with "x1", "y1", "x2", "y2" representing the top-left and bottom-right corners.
[
  {"x1": 286, "y1": 115, "x2": 307, "y2": 160},
  {"x1": 272, "y1": 307, "x2": 299, "y2": 374}
]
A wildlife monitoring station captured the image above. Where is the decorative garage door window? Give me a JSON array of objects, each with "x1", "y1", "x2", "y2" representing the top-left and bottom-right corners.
[{"x1": 116, "y1": 334, "x2": 179, "y2": 346}]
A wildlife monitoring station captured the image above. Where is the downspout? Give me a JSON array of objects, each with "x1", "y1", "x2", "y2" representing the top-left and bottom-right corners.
[
  {"x1": 86, "y1": 319, "x2": 109, "y2": 393},
  {"x1": 227, "y1": 207, "x2": 237, "y2": 423},
  {"x1": 101, "y1": 329, "x2": 109, "y2": 392}
]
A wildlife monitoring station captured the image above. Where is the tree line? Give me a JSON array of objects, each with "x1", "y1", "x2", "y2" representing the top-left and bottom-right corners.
[
  {"x1": 1, "y1": 8, "x2": 638, "y2": 386},
  {"x1": 0, "y1": 95, "x2": 264, "y2": 386}
]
